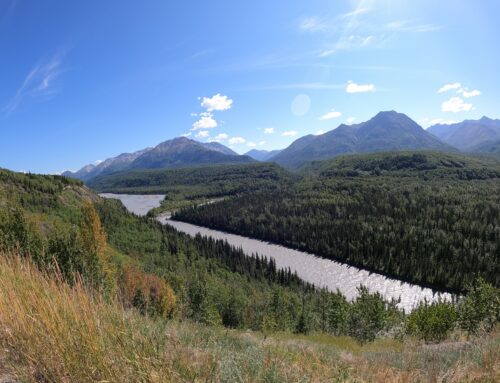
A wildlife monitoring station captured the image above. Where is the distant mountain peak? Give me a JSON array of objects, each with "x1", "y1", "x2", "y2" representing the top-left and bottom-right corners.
[
  {"x1": 428, "y1": 116, "x2": 500, "y2": 151},
  {"x1": 63, "y1": 136, "x2": 252, "y2": 181},
  {"x1": 374, "y1": 110, "x2": 399, "y2": 117},
  {"x1": 245, "y1": 149, "x2": 283, "y2": 161},
  {"x1": 271, "y1": 111, "x2": 450, "y2": 168}
]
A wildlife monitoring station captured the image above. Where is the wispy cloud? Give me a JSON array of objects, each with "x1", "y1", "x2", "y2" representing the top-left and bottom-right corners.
[
  {"x1": 301, "y1": 2, "x2": 439, "y2": 58},
  {"x1": 299, "y1": 17, "x2": 329, "y2": 32},
  {"x1": 299, "y1": 6, "x2": 371, "y2": 33},
  {"x1": 264, "y1": 127, "x2": 275, "y2": 134},
  {"x1": 319, "y1": 35, "x2": 377, "y2": 57},
  {"x1": 281, "y1": 130, "x2": 298, "y2": 137},
  {"x1": 3, "y1": 53, "x2": 65, "y2": 114},
  {"x1": 386, "y1": 20, "x2": 440, "y2": 33}
]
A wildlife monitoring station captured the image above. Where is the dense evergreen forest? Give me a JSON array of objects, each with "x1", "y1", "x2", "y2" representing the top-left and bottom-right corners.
[
  {"x1": 88, "y1": 162, "x2": 292, "y2": 214},
  {"x1": 1, "y1": 165, "x2": 499, "y2": 345},
  {"x1": 0, "y1": 167, "x2": 408, "y2": 340},
  {"x1": 175, "y1": 152, "x2": 500, "y2": 293}
]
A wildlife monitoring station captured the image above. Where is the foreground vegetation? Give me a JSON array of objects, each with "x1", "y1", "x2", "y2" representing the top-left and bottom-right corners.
[
  {"x1": 175, "y1": 152, "x2": 500, "y2": 292},
  {"x1": 1, "y1": 255, "x2": 499, "y2": 383}
]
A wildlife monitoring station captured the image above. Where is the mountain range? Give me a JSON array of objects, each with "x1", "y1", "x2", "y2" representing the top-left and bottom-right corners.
[
  {"x1": 427, "y1": 116, "x2": 500, "y2": 152},
  {"x1": 269, "y1": 111, "x2": 451, "y2": 168},
  {"x1": 64, "y1": 112, "x2": 500, "y2": 180},
  {"x1": 63, "y1": 137, "x2": 254, "y2": 181}
]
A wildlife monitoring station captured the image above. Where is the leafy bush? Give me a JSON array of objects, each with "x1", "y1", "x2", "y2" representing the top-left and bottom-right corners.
[
  {"x1": 406, "y1": 300, "x2": 458, "y2": 342},
  {"x1": 459, "y1": 279, "x2": 500, "y2": 335},
  {"x1": 347, "y1": 287, "x2": 397, "y2": 343}
]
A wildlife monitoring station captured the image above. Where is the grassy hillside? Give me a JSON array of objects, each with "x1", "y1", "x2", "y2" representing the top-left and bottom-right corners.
[{"x1": 175, "y1": 152, "x2": 500, "y2": 292}]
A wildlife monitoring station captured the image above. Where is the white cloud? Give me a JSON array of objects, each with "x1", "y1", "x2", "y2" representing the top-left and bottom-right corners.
[
  {"x1": 247, "y1": 141, "x2": 257, "y2": 148},
  {"x1": 181, "y1": 132, "x2": 192, "y2": 137},
  {"x1": 438, "y1": 83, "x2": 461, "y2": 93},
  {"x1": 319, "y1": 110, "x2": 342, "y2": 120},
  {"x1": 462, "y1": 89, "x2": 481, "y2": 98},
  {"x1": 282, "y1": 130, "x2": 298, "y2": 137},
  {"x1": 441, "y1": 97, "x2": 472, "y2": 113},
  {"x1": 346, "y1": 80, "x2": 375, "y2": 93},
  {"x1": 192, "y1": 114, "x2": 217, "y2": 130},
  {"x1": 258, "y1": 141, "x2": 266, "y2": 146},
  {"x1": 264, "y1": 127, "x2": 275, "y2": 134},
  {"x1": 228, "y1": 136, "x2": 246, "y2": 145},
  {"x1": 195, "y1": 130, "x2": 210, "y2": 138},
  {"x1": 94, "y1": 160, "x2": 103, "y2": 165},
  {"x1": 200, "y1": 93, "x2": 233, "y2": 112},
  {"x1": 346, "y1": 117, "x2": 356, "y2": 124},
  {"x1": 213, "y1": 133, "x2": 228, "y2": 141},
  {"x1": 315, "y1": 129, "x2": 326, "y2": 135}
]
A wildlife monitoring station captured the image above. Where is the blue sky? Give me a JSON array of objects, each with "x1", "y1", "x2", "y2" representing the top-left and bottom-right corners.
[{"x1": 1, "y1": 0, "x2": 499, "y2": 174}]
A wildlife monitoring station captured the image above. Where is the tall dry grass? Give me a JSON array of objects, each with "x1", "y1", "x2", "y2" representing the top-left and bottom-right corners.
[
  {"x1": 0, "y1": 255, "x2": 176, "y2": 382},
  {"x1": 0, "y1": 254, "x2": 498, "y2": 382}
]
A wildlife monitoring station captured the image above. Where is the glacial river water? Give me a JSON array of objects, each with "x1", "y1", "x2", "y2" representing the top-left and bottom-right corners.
[{"x1": 100, "y1": 193, "x2": 453, "y2": 311}]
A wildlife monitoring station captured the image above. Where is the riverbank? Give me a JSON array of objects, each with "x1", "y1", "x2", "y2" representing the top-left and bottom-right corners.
[{"x1": 100, "y1": 193, "x2": 453, "y2": 311}]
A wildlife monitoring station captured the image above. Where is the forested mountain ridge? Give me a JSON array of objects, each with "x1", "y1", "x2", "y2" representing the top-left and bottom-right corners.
[
  {"x1": 63, "y1": 137, "x2": 253, "y2": 181},
  {"x1": 87, "y1": 162, "x2": 292, "y2": 214},
  {"x1": 471, "y1": 139, "x2": 500, "y2": 154},
  {"x1": 428, "y1": 116, "x2": 500, "y2": 152},
  {"x1": 270, "y1": 111, "x2": 452, "y2": 168},
  {"x1": 175, "y1": 151, "x2": 500, "y2": 292}
]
